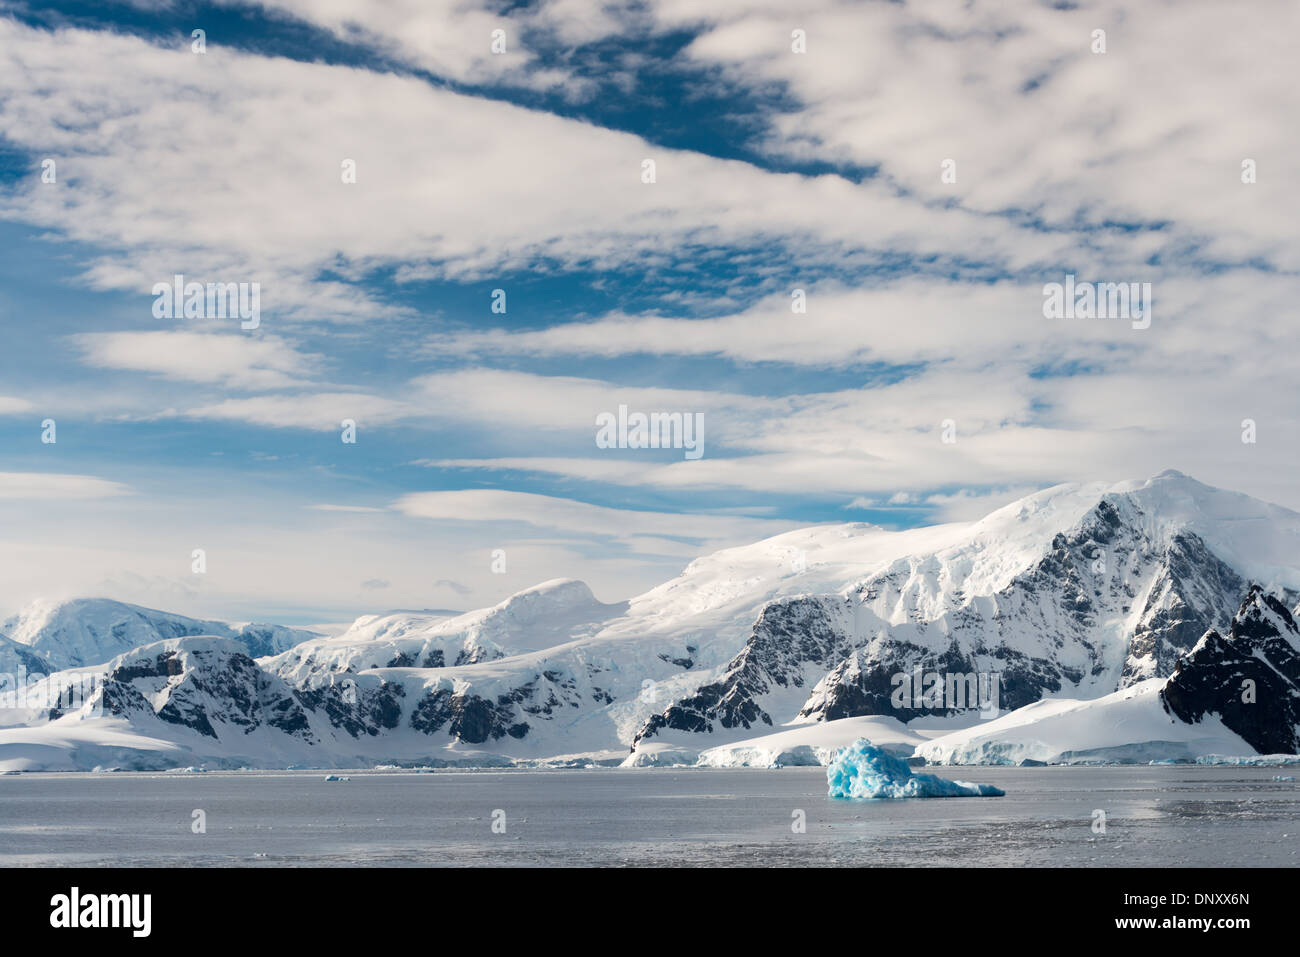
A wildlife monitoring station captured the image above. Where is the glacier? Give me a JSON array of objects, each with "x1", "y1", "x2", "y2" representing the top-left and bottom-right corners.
[{"x1": 827, "y1": 739, "x2": 1004, "y2": 799}]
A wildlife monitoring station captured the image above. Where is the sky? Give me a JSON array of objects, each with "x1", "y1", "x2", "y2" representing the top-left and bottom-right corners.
[{"x1": 0, "y1": 0, "x2": 1297, "y2": 625}]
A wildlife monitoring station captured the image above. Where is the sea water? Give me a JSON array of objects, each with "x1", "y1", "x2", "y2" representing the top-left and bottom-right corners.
[{"x1": 0, "y1": 766, "x2": 1295, "y2": 867}]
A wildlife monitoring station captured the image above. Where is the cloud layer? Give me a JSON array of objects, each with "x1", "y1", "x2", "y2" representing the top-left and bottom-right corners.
[{"x1": 0, "y1": 3, "x2": 1295, "y2": 622}]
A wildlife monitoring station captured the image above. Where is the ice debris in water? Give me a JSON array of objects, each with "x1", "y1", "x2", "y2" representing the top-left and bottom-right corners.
[{"x1": 827, "y1": 739, "x2": 1004, "y2": 799}]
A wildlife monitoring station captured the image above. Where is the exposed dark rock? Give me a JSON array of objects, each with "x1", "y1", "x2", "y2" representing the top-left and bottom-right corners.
[
  {"x1": 1124, "y1": 533, "x2": 1245, "y2": 684},
  {"x1": 409, "y1": 688, "x2": 528, "y2": 744},
  {"x1": 633, "y1": 596, "x2": 851, "y2": 746},
  {"x1": 1161, "y1": 586, "x2": 1300, "y2": 754},
  {"x1": 297, "y1": 679, "x2": 404, "y2": 738},
  {"x1": 95, "y1": 642, "x2": 318, "y2": 743}
]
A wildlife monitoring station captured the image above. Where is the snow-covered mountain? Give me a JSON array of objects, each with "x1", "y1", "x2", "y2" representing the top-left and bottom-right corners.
[
  {"x1": 0, "y1": 598, "x2": 323, "y2": 670},
  {"x1": 626, "y1": 470, "x2": 1299, "y2": 759},
  {"x1": 632, "y1": 496, "x2": 1250, "y2": 750},
  {"x1": 274, "y1": 579, "x2": 625, "y2": 681},
  {"x1": 917, "y1": 585, "x2": 1300, "y2": 764},
  {"x1": 3, "y1": 470, "x2": 1300, "y2": 771}
]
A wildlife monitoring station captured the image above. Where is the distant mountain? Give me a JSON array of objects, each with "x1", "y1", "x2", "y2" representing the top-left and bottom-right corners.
[
  {"x1": 0, "y1": 598, "x2": 321, "y2": 669},
  {"x1": 274, "y1": 579, "x2": 624, "y2": 682},
  {"x1": 3, "y1": 471, "x2": 1300, "y2": 771}
]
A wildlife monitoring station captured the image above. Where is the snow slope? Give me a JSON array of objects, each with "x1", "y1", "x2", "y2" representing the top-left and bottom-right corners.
[{"x1": 915, "y1": 679, "x2": 1251, "y2": 765}]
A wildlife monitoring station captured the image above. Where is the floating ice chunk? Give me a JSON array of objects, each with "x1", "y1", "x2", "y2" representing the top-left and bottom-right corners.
[{"x1": 827, "y1": 739, "x2": 1004, "y2": 799}]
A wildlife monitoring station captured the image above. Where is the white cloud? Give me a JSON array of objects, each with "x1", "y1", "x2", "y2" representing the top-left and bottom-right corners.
[
  {"x1": 180, "y1": 392, "x2": 410, "y2": 430},
  {"x1": 0, "y1": 396, "x2": 34, "y2": 415},
  {"x1": 0, "y1": 484, "x2": 701, "y2": 622},
  {"x1": 842, "y1": 485, "x2": 1047, "y2": 523},
  {"x1": 0, "y1": 472, "x2": 130, "y2": 500},
  {"x1": 412, "y1": 367, "x2": 770, "y2": 438},
  {"x1": 428, "y1": 269, "x2": 1299, "y2": 378},
  {"x1": 72, "y1": 330, "x2": 319, "y2": 390},
  {"x1": 233, "y1": 0, "x2": 1300, "y2": 275},
  {"x1": 0, "y1": 19, "x2": 1073, "y2": 323},
  {"x1": 427, "y1": 280, "x2": 1096, "y2": 368},
  {"x1": 1, "y1": 5, "x2": 1297, "y2": 622},
  {"x1": 235, "y1": 0, "x2": 628, "y2": 96},
  {"x1": 652, "y1": 0, "x2": 1300, "y2": 270},
  {"x1": 392, "y1": 488, "x2": 795, "y2": 546}
]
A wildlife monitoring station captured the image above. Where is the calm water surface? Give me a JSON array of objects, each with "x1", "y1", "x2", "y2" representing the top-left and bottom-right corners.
[{"x1": 0, "y1": 766, "x2": 1297, "y2": 867}]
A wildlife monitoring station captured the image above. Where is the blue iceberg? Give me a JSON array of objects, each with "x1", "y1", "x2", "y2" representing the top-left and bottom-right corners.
[{"x1": 827, "y1": 739, "x2": 1004, "y2": 799}]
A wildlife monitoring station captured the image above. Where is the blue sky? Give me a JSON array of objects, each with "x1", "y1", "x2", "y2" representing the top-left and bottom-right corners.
[{"x1": 0, "y1": 0, "x2": 1296, "y2": 624}]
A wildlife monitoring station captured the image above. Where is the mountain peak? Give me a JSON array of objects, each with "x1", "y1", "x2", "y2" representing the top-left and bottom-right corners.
[{"x1": 1230, "y1": 583, "x2": 1300, "y2": 644}]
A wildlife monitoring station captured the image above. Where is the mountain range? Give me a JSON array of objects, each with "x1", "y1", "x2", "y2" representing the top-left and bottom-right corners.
[{"x1": 3, "y1": 470, "x2": 1299, "y2": 771}]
